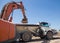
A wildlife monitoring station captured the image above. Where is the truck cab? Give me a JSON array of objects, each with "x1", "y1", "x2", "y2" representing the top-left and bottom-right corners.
[
  {"x1": 40, "y1": 22, "x2": 52, "y2": 33},
  {"x1": 39, "y1": 22, "x2": 53, "y2": 39}
]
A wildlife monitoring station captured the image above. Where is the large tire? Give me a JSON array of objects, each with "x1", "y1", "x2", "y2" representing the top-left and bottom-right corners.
[
  {"x1": 22, "y1": 31, "x2": 32, "y2": 42},
  {"x1": 46, "y1": 31, "x2": 53, "y2": 40}
]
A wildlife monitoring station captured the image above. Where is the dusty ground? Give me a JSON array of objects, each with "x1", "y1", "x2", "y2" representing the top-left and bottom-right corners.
[
  {"x1": 12, "y1": 32, "x2": 60, "y2": 43},
  {"x1": 27, "y1": 36, "x2": 60, "y2": 43},
  {"x1": 56, "y1": 32, "x2": 60, "y2": 36}
]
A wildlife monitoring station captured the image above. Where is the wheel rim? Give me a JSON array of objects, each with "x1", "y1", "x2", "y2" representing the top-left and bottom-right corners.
[{"x1": 22, "y1": 32, "x2": 31, "y2": 41}]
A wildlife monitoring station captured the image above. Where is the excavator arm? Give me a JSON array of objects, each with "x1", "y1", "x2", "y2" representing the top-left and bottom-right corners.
[
  {"x1": 0, "y1": 1, "x2": 28, "y2": 23},
  {"x1": 0, "y1": 1, "x2": 28, "y2": 42}
]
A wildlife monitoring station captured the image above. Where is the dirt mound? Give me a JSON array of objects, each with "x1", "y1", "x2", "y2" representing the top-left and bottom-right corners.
[{"x1": 57, "y1": 32, "x2": 60, "y2": 36}]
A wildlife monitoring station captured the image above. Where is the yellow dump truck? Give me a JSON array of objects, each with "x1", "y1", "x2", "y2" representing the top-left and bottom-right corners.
[{"x1": 16, "y1": 22, "x2": 53, "y2": 41}]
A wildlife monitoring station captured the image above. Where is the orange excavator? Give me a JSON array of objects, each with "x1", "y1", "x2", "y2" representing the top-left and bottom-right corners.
[
  {"x1": 0, "y1": 1, "x2": 28, "y2": 23},
  {"x1": 0, "y1": 1, "x2": 27, "y2": 42}
]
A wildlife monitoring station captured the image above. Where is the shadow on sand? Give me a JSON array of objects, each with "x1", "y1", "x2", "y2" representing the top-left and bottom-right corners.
[
  {"x1": 11, "y1": 37, "x2": 60, "y2": 43},
  {"x1": 41, "y1": 37, "x2": 60, "y2": 43}
]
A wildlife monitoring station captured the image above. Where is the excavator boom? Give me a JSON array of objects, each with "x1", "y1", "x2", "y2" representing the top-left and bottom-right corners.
[{"x1": 0, "y1": 1, "x2": 28, "y2": 23}]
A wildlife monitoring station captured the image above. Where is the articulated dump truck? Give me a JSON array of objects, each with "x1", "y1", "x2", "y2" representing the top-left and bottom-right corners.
[{"x1": 0, "y1": 19, "x2": 54, "y2": 43}]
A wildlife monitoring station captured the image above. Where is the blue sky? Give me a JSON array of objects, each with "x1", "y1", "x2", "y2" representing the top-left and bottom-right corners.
[{"x1": 0, "y1": 0, "x2": 60, "y2": 30}]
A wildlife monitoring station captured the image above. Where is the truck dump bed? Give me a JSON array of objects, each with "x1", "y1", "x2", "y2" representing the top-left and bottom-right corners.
[{"x1": 16, "y1": 24, "x2": 39, "y2": 33}]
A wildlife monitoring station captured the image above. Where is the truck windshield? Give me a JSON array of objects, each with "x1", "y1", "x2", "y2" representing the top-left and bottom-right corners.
[{"x1": 40, "y1": 23, "x2": 49, "y2": 27}]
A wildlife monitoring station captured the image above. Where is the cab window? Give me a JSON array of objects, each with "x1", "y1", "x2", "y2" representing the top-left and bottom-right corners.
[{"x1": 40, "y1": 23, "x2": 49, "y2": 27}]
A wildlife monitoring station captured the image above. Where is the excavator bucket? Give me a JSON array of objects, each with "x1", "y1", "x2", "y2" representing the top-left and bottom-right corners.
[{"x1": 22, "y1": 18, "x2": 28, "y2": 23}]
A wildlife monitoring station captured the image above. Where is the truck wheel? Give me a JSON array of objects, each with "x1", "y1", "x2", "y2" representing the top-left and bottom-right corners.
[
  {"x1": 46, "y1": 31, "x2": 53, "y2": 39},
  {"x1": 22, "y1": 32, "x2": 32, "y2": 42}
]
